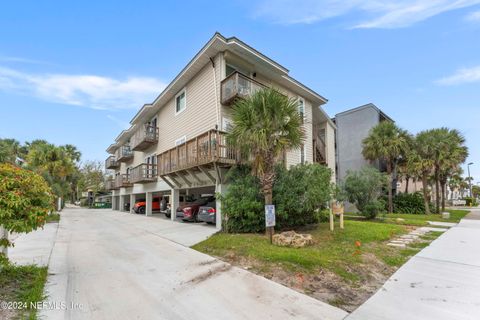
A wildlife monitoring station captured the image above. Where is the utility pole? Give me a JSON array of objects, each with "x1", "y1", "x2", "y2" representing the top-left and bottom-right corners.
[{"x1": 467, "y1": 162, "x2": 474, "y2": 201}]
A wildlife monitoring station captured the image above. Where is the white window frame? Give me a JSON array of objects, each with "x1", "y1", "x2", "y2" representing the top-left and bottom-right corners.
[
  {"x1": 175, "y1": 135, "x2": 187, "y2": 146},
  {"x1": 297, "y1": 97, "x2": 305, "y2": 124},
  {"x1": 222, "y1": 117, "x2": 233, "y2": 132},
  {"x1": 175, "y1": 88, "x2": 187, "y2": 116}
]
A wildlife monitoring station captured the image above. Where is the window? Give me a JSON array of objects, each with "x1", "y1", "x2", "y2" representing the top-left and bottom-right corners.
[
  {"x1": 175, "y1": 136, "x2": 186, "y2": 146},
  {"x1": 175, "y1": 89, "x2": 186, "y2": 115},
  {"x1": 298, "y1": 98, "x2": 305, "y2": 124},
  {"x1": 222, "y1": 117, "x2": 233, "y2": 131}
]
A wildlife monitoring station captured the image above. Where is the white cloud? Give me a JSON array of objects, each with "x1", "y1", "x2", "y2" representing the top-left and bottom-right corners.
[
  {"x1": 435, "y1": 65, "x2": 480, "y2": 85},
  {"x1": 0, "y1": 66, "x2": 166, "y2": 110},
  {"x1": 253, "y1": 0, "x2": 480, "y2": 28},
  {"x1": 466, "y1": 9, "x2": 480, "y2": 21}
]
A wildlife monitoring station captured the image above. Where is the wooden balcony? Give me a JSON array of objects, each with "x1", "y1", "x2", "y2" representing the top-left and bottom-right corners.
[
  {"x1": 106, "y1": 179, "x2": 117, "y2": 190},
  {"x1": 221, "y1": 71, "x2": 266, "y2": 105},
  {"x1": 130, "y1": 163, "x2": 157, "y2": 184},
  {"x1": 115, "y1": 145, "x2": 133, "y2": 162},
  {"x1": 131, "y1": 124, "x2": 159, "y2": 151},
  {"x1": 157, "y1": 130, "x2": 238, "y2": 188},
  {"x1": 115, "y1": 174, "x2": 132, "y2": 188},
  {"x1": 105, "y1": 155, "x2": 119, "y2": 169}
]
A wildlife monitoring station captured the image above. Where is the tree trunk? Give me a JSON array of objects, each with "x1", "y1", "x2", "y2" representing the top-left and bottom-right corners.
[
  {"x1": 405, "y1": 176, "x2": 410, "y2": 194},
  {"x1": 0, "y1": 226, "x2": 8, "y2": 258},
  {"x1": 422, "y1": 173, "x2": 431, "y2": 214},
  {"x1": 434, "y1": 167, "x2": 440, "y2": 214},
  {"x1": 387, "y1": 162, "x2": 393, "y2": 213},
  {"x1": 441, "y1": 181, "x2": 446, "y2": 212}
]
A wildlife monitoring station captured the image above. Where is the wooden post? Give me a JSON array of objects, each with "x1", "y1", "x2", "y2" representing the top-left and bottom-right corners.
[
  {"x1": 329, "y1": 200, "x2": 334, "y2": 231},
  {"x1": 340, "y1": 212, "x2": 344, "y2": 229},
  {"x1": 268, "y1": 226, "x2": 273, "y2": 244}
]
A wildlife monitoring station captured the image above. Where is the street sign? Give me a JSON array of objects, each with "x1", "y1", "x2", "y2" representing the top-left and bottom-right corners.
[{"x1": 265, "y1": 205, "x2": 276, "y2": 227}]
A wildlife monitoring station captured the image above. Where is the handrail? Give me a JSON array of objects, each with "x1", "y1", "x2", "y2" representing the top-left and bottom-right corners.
[
  {"x1": 221, "y1": 71, "x2": 266, "y2": 105},
  {"x1": 131, "y1": 124, "x2": 158, "y2": 150}
]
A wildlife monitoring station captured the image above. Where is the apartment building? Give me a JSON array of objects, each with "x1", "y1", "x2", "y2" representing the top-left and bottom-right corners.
[
  {"x1": 334, "y1": 103, "x2": 393, "y2": 184},
  {"x1": 105, "y1": 33, "x2": 336, "y2": 229}
]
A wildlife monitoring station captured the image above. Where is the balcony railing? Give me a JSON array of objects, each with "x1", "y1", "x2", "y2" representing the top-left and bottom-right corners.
[
  {"x1": 157, "y1": 130, "x2": 238, "y2": 176},
  {"x1": 130, "y1": 163, "x2": 157, "y2": 184},
  {"x1": 114, "y1": 174, "x2": 132, "y2": 188},
  {"x1": 115, "y1": 145, "x2": 133, "y2": 162},
  {"x1": 105, "y1": 155, "x2": 119, "y2": 169},
  {"x1": 221, "y1": 71, "x2": 266, "y2": 105},
  {"x1": 131, "y1": 124, "x2": 159, "y2": 151},
  {"x1": 106, "y1": 179, "x2": 117, "y2": 190}
]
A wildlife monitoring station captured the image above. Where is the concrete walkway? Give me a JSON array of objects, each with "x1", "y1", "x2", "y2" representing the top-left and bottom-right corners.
[
  {"x1": 347, "y1": 208, "x2": 480, "y2": 320},
  {"x1": 8, "y1": 222, "x2": 58, "y2": 266},
  {"x1": 40, "y1": 208, "x2": 347, "y2": 320}
]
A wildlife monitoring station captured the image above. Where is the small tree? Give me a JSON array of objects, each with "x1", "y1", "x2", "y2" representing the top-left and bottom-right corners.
[
  {"x1": 0, "y1": 164, "x2": 54, "y2": 258},
  {"x1": 342, "y1": 167, "x2": 388, "y2": 219}
]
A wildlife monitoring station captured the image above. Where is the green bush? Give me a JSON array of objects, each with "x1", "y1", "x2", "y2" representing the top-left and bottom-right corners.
[
  {"x1": 342, "y1": 167, "x2": 387, "y2": 219},
  {"x1": 464, "y1": 197, "x2": 478, "y2": 207},
  {"x1": 220, "y1": 166, "x2": 265, "y2": 233},
  {"x1": 273, "y1": 163, "x2": 333, "y2": 228},
  {"x1": 393, "y1": 192, "x2": 426, "y2": 214},
  {"x1": 221, "y1": 164, "x2": 333, "y2": 233}
]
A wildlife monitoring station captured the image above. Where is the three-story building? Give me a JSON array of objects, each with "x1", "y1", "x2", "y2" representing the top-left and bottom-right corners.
[{"x1": 106, "y1": 33, "x2": 336, "y2": 229}]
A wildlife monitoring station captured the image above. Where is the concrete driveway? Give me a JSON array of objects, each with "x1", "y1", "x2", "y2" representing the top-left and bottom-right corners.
[
  {"x1": 347, "y1": 208, "x2": 480, "y2": 320},
  {"x1": 40, "y1": 208, "x2": 347, "y2": 320}
]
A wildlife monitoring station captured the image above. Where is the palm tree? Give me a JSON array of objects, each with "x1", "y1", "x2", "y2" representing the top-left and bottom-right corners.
[
  {"x1": 227, "y1": 88, "x2": 304, "y2": 212},
  {"x1": 413, "y1": 131, "x2": 437, "y2": 214},
  {"x1": 362, "y1": 121, "x2": 411, "y2": 213}
]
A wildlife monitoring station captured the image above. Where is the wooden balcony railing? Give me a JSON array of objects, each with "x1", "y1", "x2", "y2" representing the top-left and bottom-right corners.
[
  {"x1": 114, "y1": 174, "x2": 132, "y2": 188},
  {"x1": 130, "y1": 163, "x2": 157, "y2": 184},
  {"x1": 157, "y1": 130, "x2": 238, "y2": 176},
  {"x1": 221, "y1": 71, "x2": 266, "y2": 105},
  {"x1": 105, "y1": 155, "x2": 119, "y2": 169},
  {"x1": 131, "y1": 124, "x2": 159, "y2": 151},
  {"x1": 115, "y1": 145, "x2": 133, "y2": 162},
  {"x1": 106, "y1": 179, "x2": 117, "y2": 190}
]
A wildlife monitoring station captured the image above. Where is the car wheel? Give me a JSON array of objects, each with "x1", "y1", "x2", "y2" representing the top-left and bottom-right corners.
[
  {"x1": 165, "y1": 213, "x2": 171, "y2": 218},
  {"x1": 139, "y1": 207, "x2": 145, "y2": 214}
]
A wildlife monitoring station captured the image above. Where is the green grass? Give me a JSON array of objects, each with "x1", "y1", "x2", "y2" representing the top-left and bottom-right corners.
[
  {"x1": 193, "y1": 220, "x2": 408, "y2": 282},
  {"x1": 0, "y1": 259, "x2": 48, "y2": 319},
  {"x1": 382, "y1": 209, "x2": 469, "y2": 226}
]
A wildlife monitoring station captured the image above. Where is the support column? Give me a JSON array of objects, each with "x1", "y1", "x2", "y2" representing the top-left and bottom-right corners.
[
  {"x1": 146, "y1": 192, "x2": 153, "y2": 216},
  {"x1": 119, "y1": 195, "x2": 125, "y2": 212},
  {"x1": 215, "y1": 182, "x2": 227, "y2": 231},
  {"x1": 0, "y1": 226, "x2": 8, "y2": 257},
  {"x1": 130, "y1": 194, "x2": 135, "y2": 214},
  {"x1": 171, "y1": 188, "x2": 180, "y2": 221},
  {"x1": 111, "y1": 195, "x2": 115, "y2": 210}
]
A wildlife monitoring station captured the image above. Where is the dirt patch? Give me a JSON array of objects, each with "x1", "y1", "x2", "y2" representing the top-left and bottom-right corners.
[
  {"x1": 0, "y1": 302, "x2": 17, "y2": 320},
  {"x1": 213, "y1": 251, "x2": 395, "y2": 312}
]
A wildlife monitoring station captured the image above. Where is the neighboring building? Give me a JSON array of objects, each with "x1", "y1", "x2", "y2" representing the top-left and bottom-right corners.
[
  {"x1": 105, "y1": 33, "x2": 336, "y2": 229},
  {"x1": 334, "y1": 103, "x2": 393, "y2": 183}
]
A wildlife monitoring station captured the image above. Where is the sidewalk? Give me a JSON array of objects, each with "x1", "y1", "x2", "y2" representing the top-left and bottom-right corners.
[{"x1": 346, "y1": 208, "x2": 480, "y2": 320}]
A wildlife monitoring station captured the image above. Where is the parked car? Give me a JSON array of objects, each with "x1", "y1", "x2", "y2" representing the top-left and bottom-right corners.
[
  {"x1": 133, "y1": 197, "x2": 159, "y2": 214},
  {"x1": 165, "y1": 195, "x2": 192, "y2": 218},
  {"x1": 176, "y1": 196, "x2": 215, "y2": 222},
  {"x1": 197, "y1": 199, "x2": 216, "y2": 224}
]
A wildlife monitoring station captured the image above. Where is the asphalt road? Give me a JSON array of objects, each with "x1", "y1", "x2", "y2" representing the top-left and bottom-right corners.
[{"x1": 40, "y1": 208, "x2": 347, "y2": 320}]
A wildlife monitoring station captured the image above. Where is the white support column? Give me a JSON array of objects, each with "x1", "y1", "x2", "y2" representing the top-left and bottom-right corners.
[
  {"x1": 111, "y1": 195, "x2": 115, "y2": 210},
  {"x1": 119, "y1": 195, "x2": 125, "y2": 212},
  {"x1": 171, "y1": 189, "x2": 180, "y2": 221},
  {"x1": 215, "y1": 182, "x2": 226, "y2": 231},
  {"x1": 146, "y1": 192, "x2": 153, "y2": 216},
  {"x1": 130, "y1": 194, "x2": 135, "y2": 214},
  {"x1": 0, "y1": 226, "x2": 8, "y2": 257}
]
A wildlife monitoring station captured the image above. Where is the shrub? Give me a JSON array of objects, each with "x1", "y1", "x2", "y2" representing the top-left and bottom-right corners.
[
  {"x1": 273, "y1": 163, "x2": 333, "y2": 228},
  {"x1": 220, "y1": 166, "x2": 265, "y2": 233},
  {"x1": 393, "y1": 192, "x2": 426, "y2": 214},
  {"x1": 342, "y1": 167, "x2": 387, "y2": 219},
  {"x1": 464, "y1": 197, "x2": 478, "y2": 207},
  {"x1": 0, "y1": 164, "x2": 54, "y2": 252}
]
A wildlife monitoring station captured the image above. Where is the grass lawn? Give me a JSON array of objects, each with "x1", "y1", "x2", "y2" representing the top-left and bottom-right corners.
[
  {"x1": 193, "y1": 219, "x2": 441, "y2": 311},
  {"x1": 0, "y1": 259, "x2": 48, "y2": 320},
  {"x1": 46, "y1": 213, "x2": 60, "y2": 223},
  {"x1": 380, "y1": 209, "x2": 469, "y2": 226}
]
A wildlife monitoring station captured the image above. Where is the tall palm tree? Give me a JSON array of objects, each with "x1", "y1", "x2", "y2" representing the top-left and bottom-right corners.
[
  {"x1": 227, "y1": 88, "x2": 304, "y2": 210},
  {"x1": 413, "y1": 130, "x2": 437, "y2": 214},
  {"x1": 362, "y1": 121, "x2": 411, "y2": 213}
]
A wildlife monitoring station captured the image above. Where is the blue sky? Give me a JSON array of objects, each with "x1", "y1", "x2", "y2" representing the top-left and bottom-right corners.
[{"x1": 0, "y1": 0, "x2": 479, "y2": 182}]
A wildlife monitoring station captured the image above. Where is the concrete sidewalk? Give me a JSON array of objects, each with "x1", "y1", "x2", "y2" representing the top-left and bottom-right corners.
[
  {"x1": 40, "y1": 208, "x2": 347, "y2": 320},
  {"x1": 347, "y1": 208, "x2": 480, "y2": 320}
]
